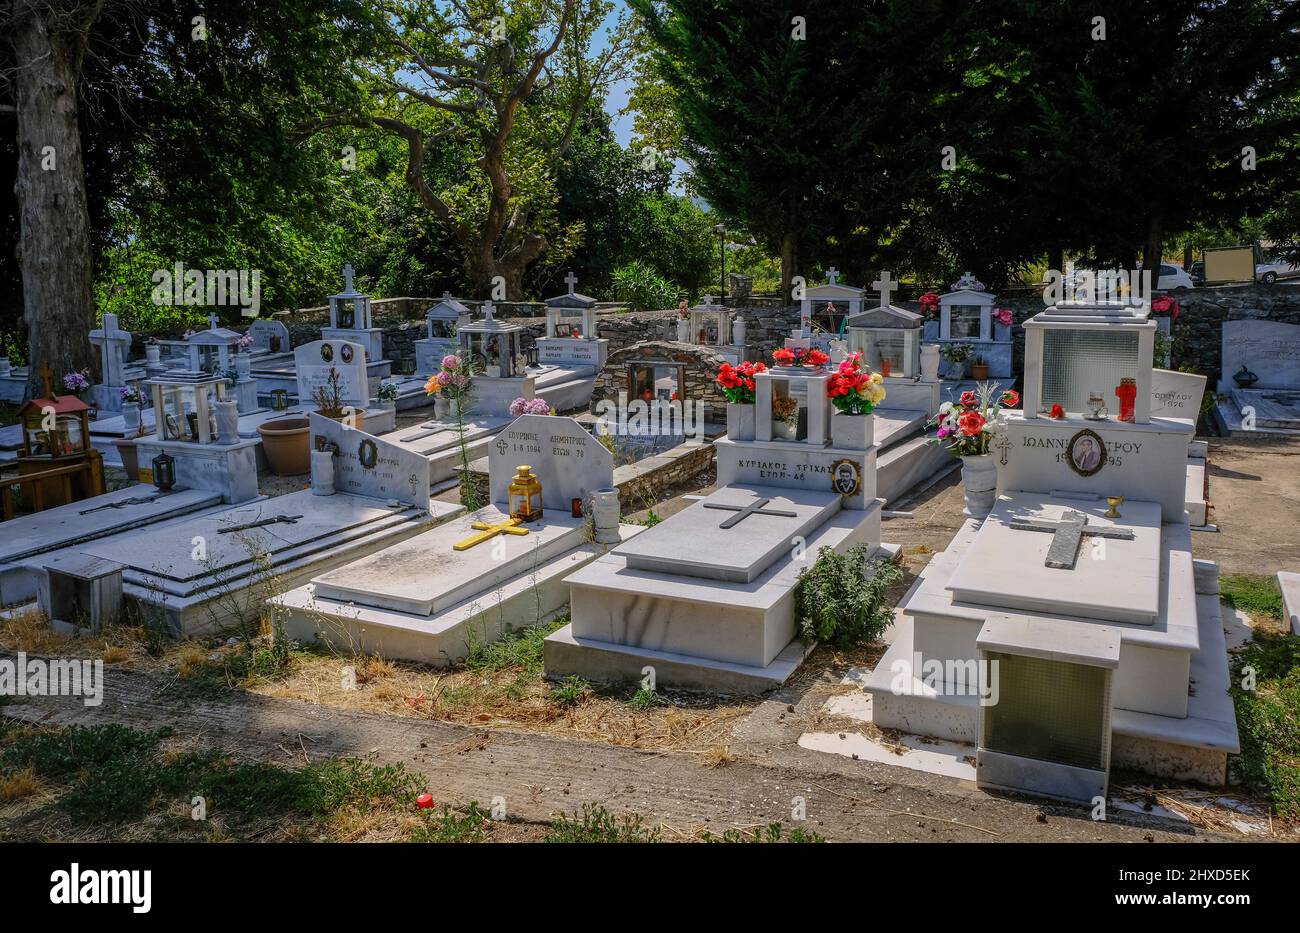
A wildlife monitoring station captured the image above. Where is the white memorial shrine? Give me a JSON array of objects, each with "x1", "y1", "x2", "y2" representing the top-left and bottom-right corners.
[
  {"x1": 279, "y1": 414, "x2": 641, "y2": 662},
  {"x1": 185, "y1": 314, "x2": 242, "y2": 375},
  {"x1": 320, "y1": 264, "x2": 391, "y2": 389},
  {"x1": 801, "y1": 267, "x2": 866, "y2": 321},
  {"x1": 454, "y1": 300, "x2": 536, "y2": 417},
  {"x1": 857, "y1": 297, "x2": 1238, "y2": 801},
  {"x1": 687, "y1": 295, "x2": 744, "y2": 364},
  {"x1": 930, "y1": 272, "x2": 1013, "y2": 378},
  {"x1": 414, "y1": 292, "x2": 471, "y2": 376},
  {"x1": 546, "y1": 354, "x2": 897, "y2": 692},
  {"x1": 845, "y1": 271, "x2": 924, "y2": 380},
  {"x1": 536, "y1": 272, "x2": 608, "y2": 368}
]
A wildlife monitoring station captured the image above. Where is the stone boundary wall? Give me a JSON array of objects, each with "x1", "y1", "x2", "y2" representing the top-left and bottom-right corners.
[{"x1": 283, "y1": 283, "x2": 1300, "y2": 387}]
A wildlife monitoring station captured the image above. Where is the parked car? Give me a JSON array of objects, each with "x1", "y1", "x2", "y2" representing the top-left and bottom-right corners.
[
  {"x1": 1256, "y1": 258, "x2": 1300, "y2": 284},
  {"x1": 1189, "y1": 261, "x2": 1206, "y2": 287},
  {"x1": 1138, "y1": 263, "x2": 1196, "y2": 290}
]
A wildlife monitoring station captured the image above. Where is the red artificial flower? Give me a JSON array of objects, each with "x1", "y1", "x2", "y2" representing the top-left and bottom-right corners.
[
  {"x1": 959, "y1": 390, "x2": 978, "y2": 408},
  {"x1": 958, "y1": 410, "x2": 987, "y2": 437},
  {"x1": 773, "y1": 348, "x2": 796, "y2": 365},
  {"x1": 806, "y1": 349, "x2": 829, "y2": 366},
  {"x1": 1000, "y1": 389, "x2": 1020, "y2": 408},
  {"x1": 1049, "y1": 403, "x2": 1065, "y2": 419}
]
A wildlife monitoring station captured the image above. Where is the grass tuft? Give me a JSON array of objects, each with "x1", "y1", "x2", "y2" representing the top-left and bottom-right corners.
[{"x1": 547, "y1": 802, "x2": 660, "y2": 843}]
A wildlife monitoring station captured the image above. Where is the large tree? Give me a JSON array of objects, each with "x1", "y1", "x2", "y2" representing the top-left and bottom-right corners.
[{"x1": 4, "y1": 0, "x2": 106, "y2": 396}]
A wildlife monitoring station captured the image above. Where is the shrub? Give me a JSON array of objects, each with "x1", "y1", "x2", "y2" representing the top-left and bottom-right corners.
[
  {"x1": 794, "y1": 545, "x2": 902, "y2": 648},
  {"x1": 610, "y1": 260, "x2": 681, "y2": 312}
]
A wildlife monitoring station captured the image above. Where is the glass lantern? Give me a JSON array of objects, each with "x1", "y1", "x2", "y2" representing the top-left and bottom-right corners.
[{"x1": 507, "y1": 465, "x2": 544, "y2": 522}]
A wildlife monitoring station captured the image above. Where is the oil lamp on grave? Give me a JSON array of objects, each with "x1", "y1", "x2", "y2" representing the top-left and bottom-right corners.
[{"x1": 507, "y1": 465, "x2": 544, "y2": 523}]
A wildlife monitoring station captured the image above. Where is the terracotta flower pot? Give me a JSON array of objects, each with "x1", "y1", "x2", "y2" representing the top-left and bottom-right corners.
[
  {"x1": 257, "y1": 417, "x2": 311, "y2": 475},
  {"x1": 971, "y1": 363, "x2": 990, "y2": 380}
]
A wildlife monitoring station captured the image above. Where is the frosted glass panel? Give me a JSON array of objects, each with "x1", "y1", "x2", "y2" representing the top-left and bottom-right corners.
[
  {"x1": 949, "y1": 305, "x2": 982, "y2": 339},
  {"x1": 1041, "y1": 329, "x2": 1140, "y2": 415},
  {"x1": 980, "y1": 651, "x2": 1110, "y2": 771},
  {"x1": 864, "y1": 331, "x2": 904, "y2": 373}
]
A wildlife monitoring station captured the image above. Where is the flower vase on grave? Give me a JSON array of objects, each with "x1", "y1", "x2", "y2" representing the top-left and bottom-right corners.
[
  {"x1": 592, "y1": 487, "x2": 621, "y2": 544},
  {"x1": 920, "y1": 344, "x2": 941, "y2": 383},
  {"x1": 216, "y1": 399, "x2": 240, "y2": 445},
  {"x1": 676, "y1": 318, "x2": 690, "y2": 342},
  {"x1": 122, "y1": 401, "x2": 141, "y2": 434},
  {"x1": 726, "y1": 403, "x2": 756, "y2": 442},
  {"x1": 235, "y1": 353, "x2": 252, "y2": 379},
  {"x1": 960, "y1": 453, "x2": 998, "y2": 518},
  {"x1": 311, "y1": 449, "x2": 335, "y2": 495},
  {"x1": 1115, "y1": 377, "x2": 1137, "y2": 423},
  {"x1": 732, "y1": 317, "x2": 747, "y2": 348},
  {"x1": 831, "y1": 411, "x2": 874, "y2": 450},
  {"x1": 435, "y1": 396, "x2": 450, "y2": 419}
]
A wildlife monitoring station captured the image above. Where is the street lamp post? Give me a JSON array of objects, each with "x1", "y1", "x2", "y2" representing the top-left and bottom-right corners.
[{"x1": 714, "y1": 223, "x2": 726, "y2": 302}]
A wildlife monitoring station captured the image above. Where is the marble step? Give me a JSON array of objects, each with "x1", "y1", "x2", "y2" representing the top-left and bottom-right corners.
[
  {"x1": 277, "y1": 524, "x2": 645, "y2": 665},
  {"x1": 1185, "y1": 456, "x2": 1206, "y2": 526},
  {"x1": 1280, "y1": 571, "x2": 1300, "y2": 636},
  {"x1": 876, "y1": 432, "x2": 955, "y2": 505}
]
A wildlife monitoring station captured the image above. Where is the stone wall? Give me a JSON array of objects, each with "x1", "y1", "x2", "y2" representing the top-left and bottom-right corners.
[{"x1": 589, "y1": 340, "x2": 735, "y2": 420}]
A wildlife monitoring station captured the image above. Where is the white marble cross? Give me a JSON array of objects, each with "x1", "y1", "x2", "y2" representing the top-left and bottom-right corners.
[
  {"x1": 89, "y1": 313, "x2": 132, "y2": 386},
  {"x1": 482, "y1": 300, "x2": 495, "y2": 321},
  {"x1": 872, "y1": 271, "x2": 898, "y2": 308},
  {"x1": 825, "y1": 267, "x2": 840, "y2": 285},
  {"x1": 701, "y1": 294, "x2": 714, "y2": 306},
  {"x1": 208, "y1": 312, "x2": 219, "y2": 331},
  {"x1": 565, "y1": 271, "x2": 578, "y2": 295},
  {"x1": 343, "y1": 263, "x2": 355, "y2": 291}
]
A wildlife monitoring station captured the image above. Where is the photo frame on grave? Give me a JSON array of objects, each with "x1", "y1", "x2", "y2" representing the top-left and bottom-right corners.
[
  {"x1": 832, "y1": 459, "x2": 862, "y2": 497},
  {"x1": 1066, "y1": 428, "x2": 1106, "y2": 477},
  {"x1": 358, "y1": 438, "x2": 378, "y2": 470},
  {"x1": 320, "y1": 343, "x2": 334, "y2": 363},
  {"x1": 341, "y1": 344, "x2": 355, "y2": 364}
]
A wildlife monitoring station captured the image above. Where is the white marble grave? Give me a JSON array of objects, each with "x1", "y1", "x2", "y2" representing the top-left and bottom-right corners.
[{"x1": 295, "y1": 339, "x2": 370, "y2": 408}]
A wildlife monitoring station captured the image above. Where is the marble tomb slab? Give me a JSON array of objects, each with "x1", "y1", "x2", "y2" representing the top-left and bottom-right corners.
[
  {"x1": 615, "y1": 483, "x2": 842, "y2": 583},
  {"x1": 945, "y1": 491, "x2": 1163, "y2": 625},
  {"x1": 311, "y1": 506, "x2": 586, "y2": 615},
  {"x1": 1220, "y1": 319, "x2": 1300, "y2": 391}
]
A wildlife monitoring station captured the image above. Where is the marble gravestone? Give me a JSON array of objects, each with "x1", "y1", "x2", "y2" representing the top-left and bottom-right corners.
[
  {"x1": 310, "y1": 412, "x2": 430, "y2": 508},
  {"x1": 1220, "y1": 319, "x2": 1300, "y2": 391},
  {"x1": 90, "y1": 313, "x2": 133, "y2": 411},
  {"x1": 1149, "y1": 368, "x2": 1207, "y2": 422},
  {"x1": 248, "y1": 318, "x2": 290, "y2": 355},
  {"x1": 295, "y1": 339, "x2": 369, "y2": 407},
  {"x1": 487, "y1": 414, "x2": 613, "y2": 509}
]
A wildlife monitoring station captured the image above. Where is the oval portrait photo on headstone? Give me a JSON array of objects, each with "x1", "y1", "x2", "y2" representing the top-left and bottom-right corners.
[
  {"x1": 320, "y1": 343, "x2": 334, "y2": 363},
  {"x1": 831, "y1": 458, "x2": 862, "y2": 497},
  {"x1": 358, "y1": 438, "x2": 379, "y2": 470},
  {"x1": 340, "y1": 344, "x2": 354, "y2": 364},
  {"x1": 1066, "y1": 428, "x2": 1106, "y2": 477}
]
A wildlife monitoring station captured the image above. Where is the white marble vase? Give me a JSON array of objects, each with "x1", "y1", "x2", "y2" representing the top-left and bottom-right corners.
[
  {"x1": 592, "y1": 487, "x2": 621, "y2": 544},
  {"x1": 726, "y1": 403, "x2": 756, "y2": 441},
  {"x1": 311, "y1": 449, "x2": 336, "y2": 495},
  {"x1": 961, "y1": 453, "x2": 997, "y2": 518},
  {"x1": 122, "y1": 401, "x2": 141, "y2": 434},
  {"x1": 830, "y1": 411, "x2": 873, "y2": 450}
]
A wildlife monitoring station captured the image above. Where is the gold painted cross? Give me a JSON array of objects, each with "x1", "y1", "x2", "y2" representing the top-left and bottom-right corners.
[{"x1": 452, "y1": 517, "x2": 530, "y2": 551}]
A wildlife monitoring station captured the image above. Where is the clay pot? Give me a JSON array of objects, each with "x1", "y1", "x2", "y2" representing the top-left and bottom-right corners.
[
  {"x1": 257, "y1": 417, "x2": 311, "y2": 475},
  {"x1": 971, "y1": 363, "x2": 990, "y2": 380}
]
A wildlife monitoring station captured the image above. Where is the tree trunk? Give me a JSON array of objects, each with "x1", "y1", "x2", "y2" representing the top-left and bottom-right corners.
[
  {"x1": 11, "y1": 0, "x2": 99, "y2": 400},
  {"x1": 779, "y1": 231, "x2": 798, "y2": 307},
  {"x1": 1143, "y1": 215, "x2": 1164, "y2": 291}
]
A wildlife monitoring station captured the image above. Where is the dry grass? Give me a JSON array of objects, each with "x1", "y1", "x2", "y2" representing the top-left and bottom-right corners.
[
  {"x1": 700, "y1": 744, "x2": 736, "y2": 768},
  {"x1": 250, "y1": 649, "x2": 753, "y2": 753},
  {"x1": 0, "y1": 607, "x2": 68, "y2": 654},
  {"x1": 0, "y1": 767, "x2": 43, "y2": 803}
]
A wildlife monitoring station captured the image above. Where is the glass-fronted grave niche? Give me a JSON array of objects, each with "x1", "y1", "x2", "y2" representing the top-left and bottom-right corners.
[
  {"x1": 846, "y1": 305, "x2": 923, "y2": 378},
  {"x1": 146, "y1": 372, "x2": 228, "y2": 444},
  {"x1": 1022, "y1": 302, "x2": 1156, "y2": 422}
]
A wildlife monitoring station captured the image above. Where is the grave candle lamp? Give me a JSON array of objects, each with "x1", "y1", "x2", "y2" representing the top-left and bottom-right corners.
[
  {"x1": 1115, "y1": 377, "x2": 1137, "y2": 423},
  {"x1": 507, "y1": 465, "x2": 544, "y2": 523},
  {"x1": 151, "y1": 451, "x2": 176, "y2": 490}
]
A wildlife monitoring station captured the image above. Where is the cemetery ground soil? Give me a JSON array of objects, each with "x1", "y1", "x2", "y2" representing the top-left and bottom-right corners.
[{"x1": 2, "y1": 435, "x2": 1296, "y2": 840}]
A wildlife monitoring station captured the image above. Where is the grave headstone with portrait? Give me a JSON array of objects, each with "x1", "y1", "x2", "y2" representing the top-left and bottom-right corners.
[
  {"x1": 295, "y1": 339, "x2": 370, "y2": 409},
  {"x1": 1215, "y1": 319, "x2": 1300, "y2": 435},
  {"x1": 545, "y1": 351, "x2": 897, "y2": 694},
  {"x1": 856, "y1": 295, "x2": 1238, "y2": 803},
  {"x1": 535, "y1": 272, "x2": 609, "y2": 369}
]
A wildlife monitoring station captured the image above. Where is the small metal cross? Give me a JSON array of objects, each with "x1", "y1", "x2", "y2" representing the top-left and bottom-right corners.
[
  {"x1": 702, "y1": 497, "x2": 799, "y2": 529},
  {"x1": 452, "y1": 517, "x2": 530, "y2": 551},
  {"x1": 218, "y1": 514, "x2": 303, "y2": 535},
  {"x1": 1008, "y1": 510, "x2": 1134, "y2": 570}
]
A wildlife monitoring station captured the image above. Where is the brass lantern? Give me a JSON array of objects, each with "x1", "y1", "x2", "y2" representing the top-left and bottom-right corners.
[{"x1": 507, "y1": 465, "x2": 543, "y2": 523}]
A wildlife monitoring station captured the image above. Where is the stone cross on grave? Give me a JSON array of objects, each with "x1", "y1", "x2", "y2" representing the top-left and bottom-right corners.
[
  {"x1": 343, "y1": 263, "x2": 355, "y2": 292},
  {"x1": 872, "y1": 271, "x2": 898, "y2": 309},
  {"x1": 89, "y1": 313, "x2": 132, "y2": 387},
  {"x1": 453, "y1": 516, "x2": 529, "y2": 551},
  {"x1": 208, "y1": 312, "x2": 219, "y2": 330},
  {"x1": 481, "y1": 300, "x2": 495, "y2": 322},
  {"x1": 825, "y1": 267, "x2": 840, "y2": 285},
  {"x1": 703, "y1": 497, "x2": 798, "y2": 529},
  {"x1": 1009, "y1": 510, "x2": 1135, "y2": 570},
  {"x1": 565, "y1": 271, "x2": 579, "y2": 295}
]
